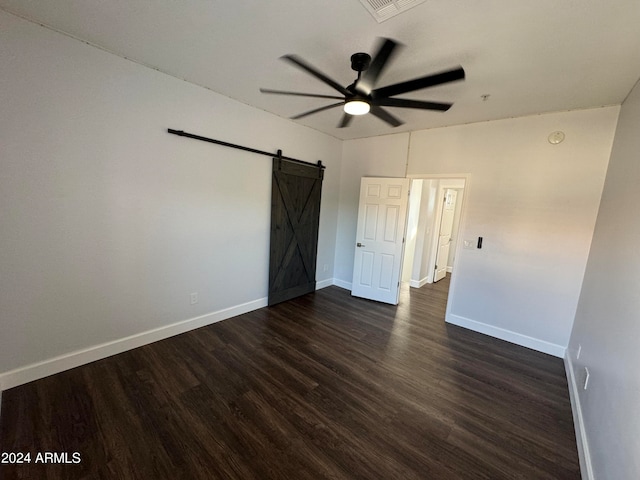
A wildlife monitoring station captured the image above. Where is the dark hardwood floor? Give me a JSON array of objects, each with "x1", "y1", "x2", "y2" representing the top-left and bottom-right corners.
[{"x1": 0, "y1": 276, "x2": 580, "y2": 479}]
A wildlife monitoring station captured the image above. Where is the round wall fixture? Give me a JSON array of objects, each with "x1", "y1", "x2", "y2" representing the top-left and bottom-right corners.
[{"x1": 548, "y1": 131, "x2": 565, "y2": 144}]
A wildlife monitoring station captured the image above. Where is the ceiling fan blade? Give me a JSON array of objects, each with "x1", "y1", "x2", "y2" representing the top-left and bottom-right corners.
[
  {"x1": 337, "y1": 113, "x2": 353, "y2": 128},
  {"x1": 372, "y1": 97, "x2": 452, "y2": 111},
  {"x1": 260, "y1": 88, "x2": 344, "y2": 100},
  {"x1": 290, "y1": 101, "x2": 344, "y2": 120},
  {"x1": 281, "y1": 54, "x2": 351, "y2": 96},
  {"x1": 372, "y1": 66, "x2": 465, "y2": 98},
  {"x1": 369, "y1": 105, "x2": 403, "y2": 127},
  {"x1": 356, "y1": 38, "x2": 399, "y2": 95}
]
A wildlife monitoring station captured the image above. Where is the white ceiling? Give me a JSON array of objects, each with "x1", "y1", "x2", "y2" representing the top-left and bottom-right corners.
[{"x1": 2, "y1": 0, "x2": 639, "y2": 140}]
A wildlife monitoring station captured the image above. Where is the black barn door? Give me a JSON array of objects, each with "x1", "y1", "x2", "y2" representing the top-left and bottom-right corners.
[{"x1": 268, "y1": 157, "x2": 323, "y2": 306}]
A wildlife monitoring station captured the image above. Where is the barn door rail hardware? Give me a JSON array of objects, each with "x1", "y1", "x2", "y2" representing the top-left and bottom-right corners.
[{"x1": 167, "y1": 129, "x2": 324, "y2": 169}]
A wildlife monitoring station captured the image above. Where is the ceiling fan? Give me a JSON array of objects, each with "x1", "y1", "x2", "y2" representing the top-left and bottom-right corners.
[{"x1": 260, "y1": 38, "x2": 465, "y2": 128}]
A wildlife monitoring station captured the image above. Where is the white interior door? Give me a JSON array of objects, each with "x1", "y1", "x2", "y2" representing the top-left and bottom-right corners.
[
  {"x1": 351, "y1": 177, "x2": 410, "y2": 305},
  {"x1": 434, "y1": 189, "x2": 457, "y2": 282}
]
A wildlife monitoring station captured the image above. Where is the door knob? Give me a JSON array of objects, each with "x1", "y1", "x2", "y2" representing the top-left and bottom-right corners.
[{"x1": 357, "y1": 242, "x2": 365, "y2": 247}]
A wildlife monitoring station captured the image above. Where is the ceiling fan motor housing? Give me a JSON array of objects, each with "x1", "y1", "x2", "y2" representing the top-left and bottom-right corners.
[{"x1": 350, "y1": 53, "x2": 371, "y2": 72}]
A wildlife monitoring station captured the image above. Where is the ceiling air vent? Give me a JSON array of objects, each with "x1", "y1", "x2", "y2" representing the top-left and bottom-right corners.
[{"x1": 358, "y1": 0, "x2": 428, "y2": 23}]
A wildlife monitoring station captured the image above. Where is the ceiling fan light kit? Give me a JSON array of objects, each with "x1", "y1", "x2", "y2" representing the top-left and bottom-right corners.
[
  {"x1": 344, "y1": 100, "x2": 370, "y2": 115},
  {"x1": 260, "y1": 38, "x2": 465, "y2": 129}
]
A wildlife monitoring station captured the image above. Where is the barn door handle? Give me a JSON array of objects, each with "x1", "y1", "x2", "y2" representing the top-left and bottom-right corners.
[{"x1": 357, "y1": 242, "x2": 365, "y2": 247}]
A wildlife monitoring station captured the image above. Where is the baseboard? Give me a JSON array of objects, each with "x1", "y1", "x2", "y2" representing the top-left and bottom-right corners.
[
  {"x1": 315, "y1": 278, "x2": 334, "y2": 290},
  {"x1": 565, "y1": 354, "x2": 594, "y2": 480},
  {"x1": 409, "y1": 277, "x2": 429, "y2": 288},
  {"x1": 445, "y1": 313, "x2": 566, "y2": 358},
  {"x1": 0, "y1": 297, "x2": 268, "y2": 391},
  {"x1": 332, "y1": 278, "x2": 352, "y2": 290},
  {"x1": 446, "y1": 266, "x2": 453, "y2": 273}
]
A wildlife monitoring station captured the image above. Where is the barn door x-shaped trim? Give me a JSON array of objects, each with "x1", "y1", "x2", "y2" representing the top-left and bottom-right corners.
[{"x1": 271, "y1": 171, "x2": 319, "y2": 288}]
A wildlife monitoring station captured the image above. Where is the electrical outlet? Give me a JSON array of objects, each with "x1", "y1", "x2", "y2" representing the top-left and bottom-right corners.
[
  {"x1": 583, "y1": 367, "x2": 590, "y2": 390},
  {"x1": 190, "y1": 292, "x2": 198, "y2": 305}
]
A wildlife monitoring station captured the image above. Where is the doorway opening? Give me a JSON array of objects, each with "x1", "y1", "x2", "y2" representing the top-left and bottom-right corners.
[{"x1": 401, "y1": 176, "x2": 467, "y2": 314}]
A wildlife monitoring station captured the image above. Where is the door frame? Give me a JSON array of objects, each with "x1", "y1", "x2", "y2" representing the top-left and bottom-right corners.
[{"x1": 406, "y1": 173, "x2": 471, "y2": 320}]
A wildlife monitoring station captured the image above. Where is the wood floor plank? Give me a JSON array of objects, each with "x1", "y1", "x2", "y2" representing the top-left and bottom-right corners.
[{"x1": 0, "y1": 277, "x2": 581, "y2": 479}]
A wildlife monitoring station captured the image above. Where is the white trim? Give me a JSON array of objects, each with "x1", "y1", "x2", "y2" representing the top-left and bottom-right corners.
[
  {"x1": 315, "y1": 278, "x2": 334, "y2": 290},
  {"x1": 446, "y1": 266, "x2": 453, "y2": 273},
  {"x1": 0, "y1": 297, "x2": 267, "y2": 390},
  {"x1": 564, "y1": 354, "x2": 594, "y2": 480},
  {"x1": 445, "y1": 313, "x2": 566, "y2": 358},
  {"x1": 409, "y1": 276, "x2": 430, "y2": 288},
  {"x1": 332, "y1": 278, "x2": 352, "y2": 290}
]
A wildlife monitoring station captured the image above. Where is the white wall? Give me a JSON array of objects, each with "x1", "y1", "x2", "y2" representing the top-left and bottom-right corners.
[
  {"x1": 567, "y1": 79, "x2": 640, "y2": 480},
  {"x1": 334, "y1": 134, "x2": 409, "y2": 287},
  {"x1": 414, "y1": 180, "x2": 439, "y2": 284},
  {"x1": 0, "y1": 11, "x2": 342, "y2": 388},
  {"x1": 402, "y1": 179, "x2": 422, "y2": 283},
  {"x1": 334, "y1": 108, "x2": 618, "y2": 356},
  {"x1": 447, "y1": 188, "x2": 465, "y2": 269},
  {"x1": 407, "y1": 109, "x2": 618, "y2": 355}
]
